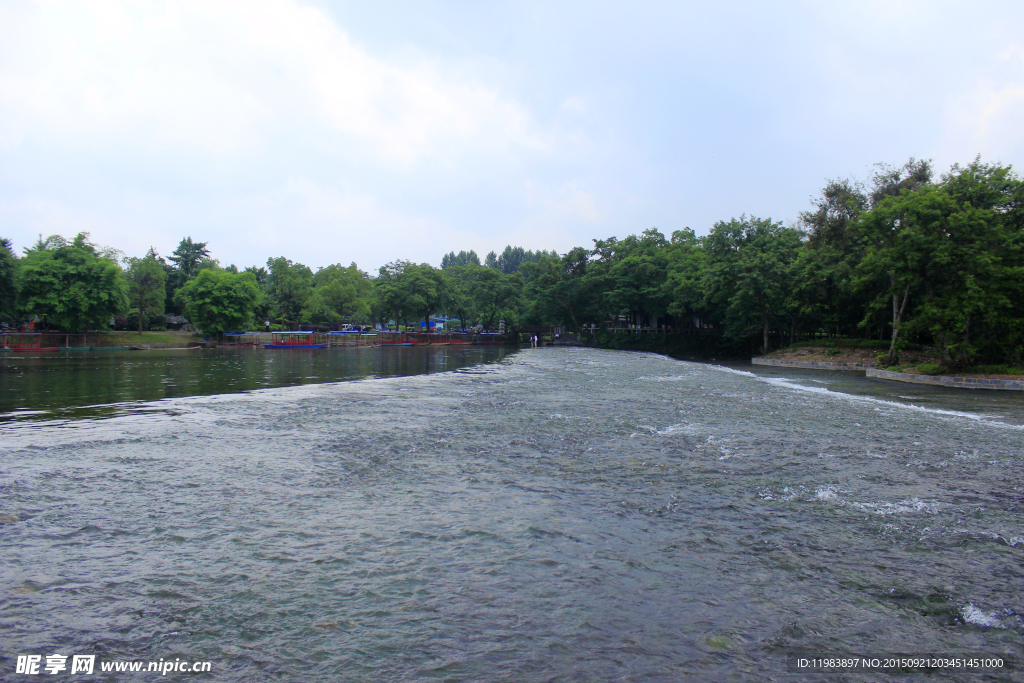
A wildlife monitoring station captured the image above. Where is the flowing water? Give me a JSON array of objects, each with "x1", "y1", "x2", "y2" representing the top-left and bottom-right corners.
[
  {"x1": 1, "y1": 347, "x2": 1022, "y2": 681},
  {"x1": 0, "y1": 346, "x2": 513, "y2": 422}
]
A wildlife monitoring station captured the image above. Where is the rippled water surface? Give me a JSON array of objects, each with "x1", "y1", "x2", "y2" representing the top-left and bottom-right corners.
[
  {"x1": 0, "y1": 346, "x2": 513, "y2": 421},
  {"x1": 2, "y1": 348, "x2": 1022, "y2": 681}
]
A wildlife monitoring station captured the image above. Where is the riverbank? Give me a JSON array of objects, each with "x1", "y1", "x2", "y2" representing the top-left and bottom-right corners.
[{"x1": 754, "y1": 342, "x2": 1024, "y2": 389}]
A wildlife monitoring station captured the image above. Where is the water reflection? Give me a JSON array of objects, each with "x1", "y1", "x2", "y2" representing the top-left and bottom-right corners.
[{"x1": 0, "y1": 346, "x2": 514, "y2": 421}]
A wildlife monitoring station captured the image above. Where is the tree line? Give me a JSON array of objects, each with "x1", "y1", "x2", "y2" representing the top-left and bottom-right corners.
[{"x1": 1, "y1": 156, "x2": 1021, "y2": 368}]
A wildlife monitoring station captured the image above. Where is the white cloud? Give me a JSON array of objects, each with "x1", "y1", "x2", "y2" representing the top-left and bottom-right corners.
[
  {"x1": 933, "y1": 47, "x2": 1024, "y2": 168},
  {"x1": 0, "y1": 0, "x2": 541, "y2": 167}
]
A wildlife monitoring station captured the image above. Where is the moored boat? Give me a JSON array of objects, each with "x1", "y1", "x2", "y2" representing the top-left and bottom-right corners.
[
  {"x1": 375, "y1": 331, "x2": 416, "y2": 346},
  {"x1": 264, "y1": 331, "x2": 326, "y2": 349},
  {"x1": 222, "y1": 332, "x2": 262, "y2": 347},
  {"x1": 1, "y1": 332, "x2": 59, "y2": 352}
]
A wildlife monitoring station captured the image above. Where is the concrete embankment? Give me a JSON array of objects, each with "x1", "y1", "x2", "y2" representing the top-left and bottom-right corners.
[
  {"x1": 751, "y1": 358, "x2": 876, "y2": 371},
  {"x1": 866, "y1": 368, "x2": 1024, "y2": 391}
]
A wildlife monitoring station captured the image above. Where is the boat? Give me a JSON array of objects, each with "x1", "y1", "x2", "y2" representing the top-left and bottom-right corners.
[
  {"x1": 446, "y1": 332, "x2": 472, "y2": 345},
  {"x1": 1, "y1": 332, "x2": 59, "y2": 352},
  {"x1": 222, "y1": 332, "x2": 262, "y2": 347},
  {"x1": 324, "y1": 330, "x2": 376, "y2": 347},
  {"x1": 375, "y1": 331, "x2": 416, "y2": 346},
  {"x1": 264, "y1": 331, "x2": 326, "y2": 349},
  {"x1": 375, "y1": 331, "x2": 460, "y2": 346}
]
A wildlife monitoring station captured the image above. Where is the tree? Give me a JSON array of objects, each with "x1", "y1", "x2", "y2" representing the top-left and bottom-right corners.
[
  {"x1": 168, "y1": 237, "x2": 211, "y2": 280},
  {"x1": 798, "y1": 178, "x2": 871, "y2": 339},
  {"x1": 665, "y1": 228, "x2": 707, "y2": 330},
  {"x1": 701, "y1": 216, "x2": 801, "y2": 352},
  {"x1": 858, "y1": 159, "x2": 1024, "y2": 367},
  {"x1": 601, "y1": 228, "x2": 672, "y2": 327},
  {"x1": 174, "y1": 269, "x2": 263, "y2": 336},
  {"x1": 869, "y1": 158, "x2": 933, "y2": 208},
  {"x1": 266, "y1": 256, "x2": 313, "y2": 327},
  {"x1": 304, "y1": 263, "x2": 373, "y2": 324},
  {"x1": 471, "y1": 268, "x2": 523, "y2": 329},
  {"x1": 522, "y1": 248, "x2": 599, "y2": 332},
  {"x1": 0, "y1": 238, "x2": 17, "y2": 321},
  {"x1": 125, "y1": 248, "x2": 168, "y2": 333},
  {"x1": 375, "y1": 261, "x2": 445, "y2": 329},
  {"x1": 441, "y1": 250, "x2": 481, "y2": 269},
  {"x1": 18, "y1": 233, "x2": 128, "y2": 332}
]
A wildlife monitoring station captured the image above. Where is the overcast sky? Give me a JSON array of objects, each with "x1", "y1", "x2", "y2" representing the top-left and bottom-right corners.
[{"x1": 2, "y1": 0, "x2": 1023, "y2": 271}]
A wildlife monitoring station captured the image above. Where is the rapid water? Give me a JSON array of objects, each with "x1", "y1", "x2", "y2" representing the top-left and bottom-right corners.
[{"x1": 1, "y1": 348, "x2": 1021, "y2": 681}]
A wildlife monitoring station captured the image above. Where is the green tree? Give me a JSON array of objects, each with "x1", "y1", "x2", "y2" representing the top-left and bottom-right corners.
[
  {"x1": 375, "y1": 261, "x2": 445, "y2": 329},
  {"x1": 598, "y1": 228, "x2": 672, "y2": 328},
  {"x1": 174, "y1": 269, "x2": 263, "y2": 337},
  {"x1": 859, "y1": 159, "x2": 1024, "y2": 367},
  {"x1": 664, "y1": 228, "x2": 707, "y2": 331},
  {"x1": 168, "y1": 237, "x2": 211, "y2": 279},
  {"x1": 125, "y1": 248, "x2": 168, "y2": 334},
  {"x1": 702, "y1": 216, "x2": 802, "y2": 352},
  {"x1": 440, "y1": 250, "x2": 481, "y2": 269},
  {"x1": 304, "y1": 262, "x2": 373, "y2": 324},
  {"x1": 162, "y1": 237, "x2": 212, "y2": 315},
  {"x1": 798, "y1": 178, "x2": 872, "y2": 339},
  {"x1": 18, "y1": 233, "x2": 128, "y2": 332},
  {"x1": 471, "y1": 267, "x2": 523, "y2": 329},
  {"x1": 0, "y1": 238, "x2": 17, "y2": 321},
  {"x1": 522, "y1": 248, "x2": 599, "y2": 332},
  {"x1": 266, "y1": 256, "x2": 314, "y2": 328}
]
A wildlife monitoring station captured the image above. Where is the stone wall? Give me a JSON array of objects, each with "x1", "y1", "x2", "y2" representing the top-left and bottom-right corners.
[
  {"x1": 752, "y1": 358, "x2": 876, "y2": 371},
  {"x1": 866, "y1": 368, "x2": 1024, "y2": 391}
]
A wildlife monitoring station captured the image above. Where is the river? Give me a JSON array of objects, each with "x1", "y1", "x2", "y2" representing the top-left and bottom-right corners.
[{"x1": 1, "y1": 347, "x2": 1021, "y2": 681}]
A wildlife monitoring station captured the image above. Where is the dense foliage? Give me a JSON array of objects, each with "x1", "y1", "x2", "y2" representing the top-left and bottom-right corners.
[
  {"x1": 17, "y1": 233, "x2": 128, "y2": 333},
  {"x1": 174, "y1": 269, "x2": 264, "y2": 336},
  {"x1": 125, "y1": 249, "x2": 168, "y2": 333},
  {"x1": 3, "y1": 156, "x2": 1022, "y2": 367}
]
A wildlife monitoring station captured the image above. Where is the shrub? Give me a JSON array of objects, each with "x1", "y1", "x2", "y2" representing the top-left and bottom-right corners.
[
  {"x1": 917, "y1": 363, "x2": 946, "y2": 376},
  {"x1": 967, "y1": 365, "x2": 1024, "y2": 375}
]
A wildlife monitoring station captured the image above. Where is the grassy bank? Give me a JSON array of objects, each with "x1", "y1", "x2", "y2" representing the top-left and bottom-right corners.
[{"x1": 97, "y1": 331, "x2": 197, "y2": 344}]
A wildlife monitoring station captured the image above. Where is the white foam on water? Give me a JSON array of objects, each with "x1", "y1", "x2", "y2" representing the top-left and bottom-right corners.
[
  {"x1": 636, "y1": 373, "x2": 702, "y2": 382},
  {"x1": 815, "y1": 486, "x2": 838, "y2": 501},
  {"x1": 849, "y1": 497, "x2": 939, "y2": 515},
  {"x1": 961, "y1": 603, "x2": 1006, "y2": 628},
  {"x1": 709, "y1": 365, "x2": 757, "y2": 378},
  {"x1": 758, "y1": 376, "x2": 1024, "y2": 431},
  {"x1": 656, "y1": 423, "x2": 701, "y2": 436}
]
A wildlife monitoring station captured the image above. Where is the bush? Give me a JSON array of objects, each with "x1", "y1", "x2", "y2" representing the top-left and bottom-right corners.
[
  {"x1": 917, "y1": 363, "x2": 946, "y2": 376},
  {"x1": 123, "y1": 308, "x2": 167, "y2": 331},
  {"x1": 967, "y1": 365, "x2": 1024, "y2": 375},
  {"x1": 786, "y1": 338, "x2": 922, "y2": 352}
]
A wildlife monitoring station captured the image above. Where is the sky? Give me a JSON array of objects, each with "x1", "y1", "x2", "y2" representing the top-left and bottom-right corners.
[{"x1": 2, "y1": 0, "x2": 1023, "y2": 272}]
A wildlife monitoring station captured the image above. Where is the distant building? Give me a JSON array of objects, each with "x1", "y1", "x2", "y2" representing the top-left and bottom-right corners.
[{"x1": 165, "y1": 314, "x2": 190, "y2": 331}]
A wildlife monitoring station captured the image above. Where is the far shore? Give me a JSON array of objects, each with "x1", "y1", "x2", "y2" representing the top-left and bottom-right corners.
[{"x1": 759, "y1": 344, "x2": 1024, "y2": 381}]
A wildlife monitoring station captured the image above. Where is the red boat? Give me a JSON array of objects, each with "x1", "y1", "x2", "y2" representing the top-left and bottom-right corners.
[
  {"x1": 264, "y1": 331, "x2": 326, "y2": 349},
  {"x1": 375, "y1": 331, "x2": 417, "y2": 346},
  {"x1": 1, "y1": 333, "x2": 59, "y2": 352}
]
